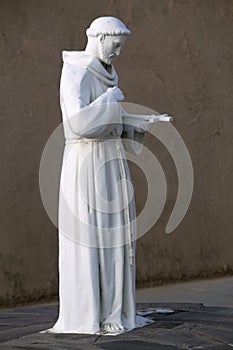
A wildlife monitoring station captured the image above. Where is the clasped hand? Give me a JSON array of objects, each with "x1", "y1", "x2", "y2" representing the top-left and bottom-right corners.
[{"x1": 107, "y1": 86, "x2": 124, "y2": 102}]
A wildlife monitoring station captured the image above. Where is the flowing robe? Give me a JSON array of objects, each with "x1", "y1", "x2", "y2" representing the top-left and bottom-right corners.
[{"x1": 41, "y1": 51, "x2": 147, "y2": 334}]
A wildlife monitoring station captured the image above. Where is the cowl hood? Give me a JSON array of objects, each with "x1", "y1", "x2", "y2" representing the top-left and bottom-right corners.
[{"x1": 62, "y1": 50, "x2": 118, "y2": 87}]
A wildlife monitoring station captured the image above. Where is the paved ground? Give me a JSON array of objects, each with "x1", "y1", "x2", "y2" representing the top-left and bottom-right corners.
[
  {"x1": 1, "y1": 276, "x2": 233, "y2": 349},
  {"x1": 136, "y1": 276, "x2": 233, "y2": 308}
]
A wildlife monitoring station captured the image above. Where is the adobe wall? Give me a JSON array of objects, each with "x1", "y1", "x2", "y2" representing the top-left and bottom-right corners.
[{"x1": 0, "y1": 0, "x2": 232, "y2": 306}]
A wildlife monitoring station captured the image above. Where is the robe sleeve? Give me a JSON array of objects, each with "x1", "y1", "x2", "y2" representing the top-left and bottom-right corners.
[
  {"x1": 60, "y1": 65, "x2": 122, "y2": 139},
  {"x1": 120, "y1": 106, "x2": 146, "y2": 156}
]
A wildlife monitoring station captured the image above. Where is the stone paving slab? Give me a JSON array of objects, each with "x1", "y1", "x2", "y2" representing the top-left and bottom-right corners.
[{"x1": 1, "y1": 303, "x2": 233, "y2": 349}]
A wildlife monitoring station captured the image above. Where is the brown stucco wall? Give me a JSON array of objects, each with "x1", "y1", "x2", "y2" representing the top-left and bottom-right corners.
[{"x1": 0, "y1": 0, "x2": 232, "y2": 306}]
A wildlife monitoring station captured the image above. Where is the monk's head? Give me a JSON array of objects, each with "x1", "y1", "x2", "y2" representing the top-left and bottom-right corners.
[{"x1": 85, "y1": 16, "x2": 131, "y2": 65}]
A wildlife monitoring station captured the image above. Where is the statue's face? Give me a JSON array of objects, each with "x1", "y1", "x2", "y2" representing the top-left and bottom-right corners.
[{"x1": 98, "y1": 35, "x2": 127, "y2": 65}]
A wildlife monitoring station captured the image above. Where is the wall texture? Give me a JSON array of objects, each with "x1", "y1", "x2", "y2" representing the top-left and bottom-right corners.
[{"x1": 0, "y1": 0, "x2": 233, "y2": 306}]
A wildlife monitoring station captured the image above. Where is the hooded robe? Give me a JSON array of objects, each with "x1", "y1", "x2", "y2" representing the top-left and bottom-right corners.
[{"x1": 40, "y1": 51, "x2": 149, "y2": 335}]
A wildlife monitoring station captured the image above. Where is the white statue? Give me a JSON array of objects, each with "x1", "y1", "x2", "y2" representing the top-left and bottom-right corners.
[{"x1": 40, "y1": 16, "x2": 172, "y2": 336}]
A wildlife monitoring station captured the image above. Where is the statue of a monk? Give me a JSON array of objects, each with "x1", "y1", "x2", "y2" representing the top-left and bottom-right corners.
[{"x1": 40, "y1": 16, "x2": 156, "y2": 336}]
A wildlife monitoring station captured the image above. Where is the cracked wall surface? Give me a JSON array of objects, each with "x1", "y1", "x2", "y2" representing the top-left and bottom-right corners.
[{"x1": 0, "y1": 0, "x2": 232, "y2": 305}]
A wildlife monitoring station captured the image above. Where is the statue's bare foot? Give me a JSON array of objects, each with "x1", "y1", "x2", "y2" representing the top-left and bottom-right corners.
[{"x1": 101, "y1": 323, "x2": 126, "y2": 333}]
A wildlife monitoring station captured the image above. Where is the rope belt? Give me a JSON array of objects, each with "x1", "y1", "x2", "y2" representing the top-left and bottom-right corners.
[{"x1": 65, "y1": 136, "x2": 121, "y2": 144}]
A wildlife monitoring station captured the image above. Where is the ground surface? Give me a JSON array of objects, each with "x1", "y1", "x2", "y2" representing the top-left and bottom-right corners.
[
  {"x1": 136, "y1": 276, "x2": 233, "y2": 308},
  {"x1": 1, "y1": 277, "x2": 233, "y2": 349}
]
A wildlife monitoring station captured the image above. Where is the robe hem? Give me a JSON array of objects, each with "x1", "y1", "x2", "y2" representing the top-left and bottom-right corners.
[{"x1": 39, "y1": 316, "x2": 155, "y2": 336}]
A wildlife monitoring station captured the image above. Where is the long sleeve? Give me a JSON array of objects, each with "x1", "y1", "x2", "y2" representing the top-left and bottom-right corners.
[
  {"x1": 60, "y1": 65, "x2": 122, "y2": 139},
  {"x1": 120, "y1": 106, "x2": 146, "y2": 155}
]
